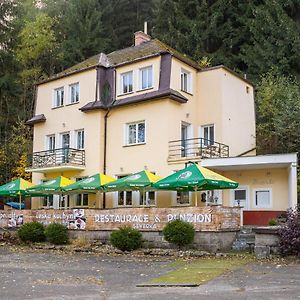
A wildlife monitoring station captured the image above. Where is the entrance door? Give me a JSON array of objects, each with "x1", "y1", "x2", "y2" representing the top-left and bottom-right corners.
[
  {"x1": 61, "y1": 133, "x2": 70, "y2": 163},
  {"x1": 181, "y1": 122, "x2": 191, "y2": 157}
]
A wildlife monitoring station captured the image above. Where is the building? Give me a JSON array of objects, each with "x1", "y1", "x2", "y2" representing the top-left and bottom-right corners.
[{"x1": 26, "y1": 31, "x2": 298, "y2": 225}]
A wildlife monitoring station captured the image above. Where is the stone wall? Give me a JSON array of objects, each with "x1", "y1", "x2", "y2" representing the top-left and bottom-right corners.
[
  {"x1": 253, "y1": 227, "x2": 280, "y2": 258},
  {"x1": 69, "y1": 229, "x2": 238, "y2": 252}
]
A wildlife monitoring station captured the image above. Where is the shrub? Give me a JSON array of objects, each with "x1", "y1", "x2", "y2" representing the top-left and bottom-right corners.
[
  {"x1": 163, "y1": 219, "x2": 195, "y2": 247},
  {"x1": 17, "y1": 221, "x2": 45, "y2": 243},
  {"x1": 268, "y1": 218, "x2": 277, "y2": 226},
  {"x1": 110, "y1": 226, "x2": 142, "y2": 251},
  {"x1": 278, "y1": 205, "x2": 300, "y2": 256},
  {"x1": 45, "y1": 223, "x2": 69, "y2": 245}
]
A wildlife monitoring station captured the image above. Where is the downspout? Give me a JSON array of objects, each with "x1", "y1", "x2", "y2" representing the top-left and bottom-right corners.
[{"x1": 103, "y1": 68, "x2": 117, "y2": 208}]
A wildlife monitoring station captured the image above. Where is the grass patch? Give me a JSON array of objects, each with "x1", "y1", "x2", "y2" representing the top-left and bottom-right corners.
[{"x1": 149, "y1": 255, "x2": 253, "y2": 285}]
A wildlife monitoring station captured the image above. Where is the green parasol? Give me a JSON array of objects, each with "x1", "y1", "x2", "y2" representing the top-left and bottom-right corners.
[
  {"x1": 62, "y1": 173, "x2": 115, "y2": 193},
  {"x1": 0, "y1": 178, "x2": 34, "y2": 209},
  {"x1": 103, "y1": 170, "x2": 161, "y2": 206},
  {"x1": 153, "y1": 163, "x2": 238, "y2": 205},
  {"x1": 27, "y1": 176, "x2": 75, "y2": 209}
]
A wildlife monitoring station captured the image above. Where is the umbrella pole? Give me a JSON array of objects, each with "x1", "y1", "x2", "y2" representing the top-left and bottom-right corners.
[
  {"x1": 195, "y1": 188, "x2": 198, "y2": 207},
  {"x1": 19, "y1": 193, "x2": 21, "y2": 210}
]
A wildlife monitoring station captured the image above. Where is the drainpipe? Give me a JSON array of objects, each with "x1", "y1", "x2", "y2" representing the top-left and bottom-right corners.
[{"x1": 103, "y1": 68, "x2": 117, "y2": 209}]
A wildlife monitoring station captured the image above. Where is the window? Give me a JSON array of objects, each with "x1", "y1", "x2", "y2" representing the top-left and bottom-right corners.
[
  {"x1": 43, "y1": 195, "x2": 53, "y2": 208},
  {"x1": 118, "y1": 191, "x2": 132, "y2": 206},
  {"x1": 69, "y1": 83, "x2": 79, "y2": 104},
  {"x1": 120, "y1": 71, "x2": 133, "y2": 94},
  {"x1": 54, "y1": 87, "x2": 64, "y2": 107},
  {"x1": 202, "y1": 125, "x2": 214, "y2": 146},
  {"x1": 76, "y1": 130, "x2": 84, "y2": 149},
  {"x1": 181, "y1": 69, "x2": 192, "y2": 93},
  {"x1": 126, "y1": 121, "x2": 145, "y2": 145},
  {"x1": 139, "y1": 191, "x2": 156, "y2": 206},
  {"x1": 176, "y1": 191, "x2": 190, "y2": 205},
  {"x1": 140, "y1": 66, "x2": 153, "y2": 90},
  {"x1": 117, "y1": 175, "x2": 132, "y2": 206},
  {"x1": 76, "y1": 194, "x2": 88, "y2": 206},
  {"x1": 61, "y1": 195, "x2": 70, "y2": 208},
  {"x1": 47, "y1": 135, "x2": 55, "y2": 150},
  {"x1": 254, "y1": 189, "x2": 271, "y2": 208},
  {"x1": 232, "y1": 188, "x2": 248, "y2": 209},
  {"x1": 75, "y1": 178, "x2": 88, "y2": 206}
]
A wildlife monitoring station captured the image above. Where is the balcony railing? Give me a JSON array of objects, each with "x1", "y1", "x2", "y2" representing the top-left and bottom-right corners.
[
  {"x1": 168, "y1": 138, "x2": 229, "y2": 161},
  {"x1": 28, "y1": 148, "x2": 85, "y2": 170}
]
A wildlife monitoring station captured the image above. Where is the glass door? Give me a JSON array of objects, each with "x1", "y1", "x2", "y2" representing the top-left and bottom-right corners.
[{"x1": 61, "y1": 133, "x2": 70, "y2": 163}]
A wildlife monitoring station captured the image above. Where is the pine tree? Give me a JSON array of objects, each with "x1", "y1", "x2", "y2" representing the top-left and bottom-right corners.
[
  {"x1": 241, "y1": 0, "x2": 300, "y2": 81},
  {"x1": 57, "y1": 0, "x2": 107, "y2": 68}
]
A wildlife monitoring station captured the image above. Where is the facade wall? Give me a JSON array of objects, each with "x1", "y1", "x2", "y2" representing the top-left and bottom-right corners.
[
  {"x1": 220, "y1": 70, "x2": 256, "y2": 156},
  {"x1": 197, "y1": 68, "x2": 223, "y2": 143},
  {"x1": 218, "y1": 168, "x2": 289, "y2": 211},
  {"x1": 32, "y1": 69, "x2": 103, "y2": 209}
]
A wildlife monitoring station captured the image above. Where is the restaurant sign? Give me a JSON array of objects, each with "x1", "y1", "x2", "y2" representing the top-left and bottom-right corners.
[{"x1": 0, "y1": 206, "x2": 240, "y2": 231}]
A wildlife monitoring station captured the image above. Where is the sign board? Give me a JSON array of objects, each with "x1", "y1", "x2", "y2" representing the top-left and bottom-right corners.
[{"x1": 0, "y1": 206, "x2": 240, "y2": 231}]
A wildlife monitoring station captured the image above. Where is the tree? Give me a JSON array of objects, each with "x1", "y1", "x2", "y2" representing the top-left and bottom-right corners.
[
  {"x1": 16, "y1": 13, "x2": 62, "y2": 120},
  {"x1": 0, "y1": 120, "x2": 32, "y2": 185},
  {"x1": 256, "y1": 70, "x2": 300, "y2": 155},
  {"x1": 102, "y1": 0, "x2": 158, "y2": 52},
  {"x1": 51, "y1": 0, "x2": 106, "y2": 68},
  {"x1": 241, "y1": 0, "x2": 300, "y2": 81}
]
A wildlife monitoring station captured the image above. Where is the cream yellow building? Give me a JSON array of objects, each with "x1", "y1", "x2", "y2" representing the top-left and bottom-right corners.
[{"x1": 26, "y1": 32, "x2": 297, "y2": 225}]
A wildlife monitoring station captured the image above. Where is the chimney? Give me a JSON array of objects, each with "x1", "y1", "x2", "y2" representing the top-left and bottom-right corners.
[{"x1": 134, "y1": 22, "x2": 151, "y2": 46}]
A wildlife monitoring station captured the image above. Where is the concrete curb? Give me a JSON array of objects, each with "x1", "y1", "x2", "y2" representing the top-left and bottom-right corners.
[{"x1": 136, "y1": 283, "x2": 200, "y2": 287}]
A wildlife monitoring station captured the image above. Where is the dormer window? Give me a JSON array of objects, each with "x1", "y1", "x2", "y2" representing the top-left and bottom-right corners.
[
  {"x1": 181, "y1": 69, "x2": 192, "y2": 93},
  {"x1": 139, "y1": 66, "x2": 153, "y2": 90},
  {"x1": 69, "y1": 83, "x2": 79, "y2": 104},
  {"x1": 53, "y1": 87, "x2": 64, "y2": 107},
  {"x1": 120, "y1": 71, "x2": 133, "y2": 94}
]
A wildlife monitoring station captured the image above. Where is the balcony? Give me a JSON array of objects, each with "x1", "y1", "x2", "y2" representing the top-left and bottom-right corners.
[
  {"x1": 168, "y1": 138, "x2": 229, "y2": 163},
  {"x1": 26, "y1": 148, "x2": 85, "y2": 173}
]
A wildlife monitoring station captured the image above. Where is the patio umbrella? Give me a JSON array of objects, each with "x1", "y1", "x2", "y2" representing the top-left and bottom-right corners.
[
  {"x1": 27, "y1": 176, "x2": 75, "y2": 208},
  {"x1": 0, "y1": 178, "x2": 34, "y2": 209},
  {"x1": 62, "y1": 173, "x2": 115, "y2": 193},
  {"x1": 103, "y1": 170, "x2": 161, "y2": 206},
  {"x1": 153, "y1": 163, "x2": 238, "y2": 205}
]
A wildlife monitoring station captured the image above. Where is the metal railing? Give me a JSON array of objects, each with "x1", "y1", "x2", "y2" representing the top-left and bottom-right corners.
[
  {"x1": 29, "y1": 148, "x2": 85, "y2": 169},
  {"x1": 168, "y1": 138, "x2": 229, "y2": 160}
]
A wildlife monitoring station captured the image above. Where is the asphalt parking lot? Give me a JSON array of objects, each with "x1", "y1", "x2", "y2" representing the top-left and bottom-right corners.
[{"x1": 0, "y1": 247, "x2": 299, "y2": 300}]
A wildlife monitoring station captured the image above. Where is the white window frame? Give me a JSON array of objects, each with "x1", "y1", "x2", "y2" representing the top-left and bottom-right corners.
[
  {"x1": 253, "y1": 188, "x2": 272, "y2": 209},
  {"x1": 201, "y1": 124, "x2": 215, "y2": 146},
  {"x1": 180, "y1": 68, "x2": 192, "y2": 93},
  {"x1": 53, "y1": 87, "x2": 64, "y2": 108},
  {"x1": 139, "y1": 66, "x2": 153, "y2": 90},
  {"x1": 75, "y1": 129, "x2": 85, "y2": 149},
  {"x1": 125, "y1": 121, "x2": 146, "y2": 146},
  {"x1": 120, "y1": 71, "x2": 133, "y2": 94},
  {"x1": 69, "y1": 82, "x2": 79, "y2": 104},
  {"x1": 231, "y1": 186, "x2": 249, "y2": 209},
  {"x1": 46, "y1": 134, "x2": 56, "y2": 151}
]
